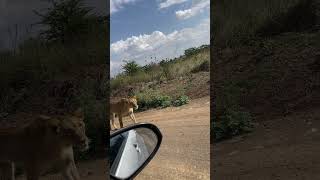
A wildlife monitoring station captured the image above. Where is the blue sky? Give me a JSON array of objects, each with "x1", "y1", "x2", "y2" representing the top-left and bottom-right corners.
[{"x1": 110, "y1": 0, "x2": 210, "y2": 76}]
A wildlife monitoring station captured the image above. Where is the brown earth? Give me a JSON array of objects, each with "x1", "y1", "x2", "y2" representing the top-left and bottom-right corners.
[
  {"x1": 112, "y1": 97, "x2": 210, "y2": 180},
  {"x1": 212, "y1": 106, "x2": 320, "y2": 180},
  {"x1": 213, "y1": 32, "x2": 320, "y2": 118}
]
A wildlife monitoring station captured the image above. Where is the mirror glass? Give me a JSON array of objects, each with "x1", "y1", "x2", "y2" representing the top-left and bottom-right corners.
[{"x1": 110, "y1": 127, "x2": 158, "y2": 179}]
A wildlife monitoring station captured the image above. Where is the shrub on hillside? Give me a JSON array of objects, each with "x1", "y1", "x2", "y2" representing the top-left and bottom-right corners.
[
  {"x1": 213, "y1": 109, "x2": 254, "y2": 142},
  {"x1": 173, "y1": 95, "x2": 189, "y2": 106},
  {"x1": 153, "y1": 95, "x2": 172, "y2": 108},
  {"x1": 136, "y1": 89, "x2": 190, "y2": 111},
  {"x1": 122, "y1": 60, "x2": 142, "y2": 75},
  {"x1": 213, "y1": 80, "x2": 254, "y2": 142}
]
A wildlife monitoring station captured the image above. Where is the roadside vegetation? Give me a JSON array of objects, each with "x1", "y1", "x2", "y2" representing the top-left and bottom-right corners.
[
  {"x1": 111, "y1": 45, "x2": 210, "y2": 111},
  {"x1": 212, "y1": 0, "x2": 320, "y2": 142},
  {"x1": 0, "y1": 0, "x2": 107, "y2": 160}
]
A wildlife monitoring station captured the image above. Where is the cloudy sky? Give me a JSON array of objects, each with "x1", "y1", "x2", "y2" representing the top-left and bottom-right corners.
[
  {"x1": 110, "y1": 0, "x2": 210, "y2": 76},
  {"x1": 0, "y1": 0, "x2": 107, "y2": 50}
]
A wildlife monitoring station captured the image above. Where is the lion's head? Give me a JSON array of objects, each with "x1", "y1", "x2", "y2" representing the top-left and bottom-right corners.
[
  {"x1": 121, "y1": 96, "x2": 138, "y2": 110},
  {"x1": 38, "y1": 109, "x2": 90, "y2": 151}
]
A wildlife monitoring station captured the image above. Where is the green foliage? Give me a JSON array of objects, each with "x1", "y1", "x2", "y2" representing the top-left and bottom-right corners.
[
  {"x1": 184, "y1": 45, "x2": 209, "y2": 57},
  {"x1": 213, "y1": 109, "x2": 254, "y2": 142},
  {"x1": 122, "y1": 60, "x2": 142, "y2": 75},
  {"x1": 213, "y1": 80, "x2": 254, "y2": 142},
  {"x1": 34, "y1": 0, "x2": 93, "y2": 43},
  {"x1": 153, "y1": 95, "x2": 172, "y2": 108},
  {"x1": 136, "y1": 89, "x2": 189, "y2": 111},
  {"x1": 173, "y1": 95, "x2": 189, "y2": 107},
  {"x1": 136, "y1": 90, "x2": 171, "y2": 110}
]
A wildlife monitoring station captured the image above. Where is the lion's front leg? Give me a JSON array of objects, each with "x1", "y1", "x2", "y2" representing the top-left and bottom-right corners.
[
  {"x1": 111, "y1": 113, "x2": 118, "y2": 130},
  {"x1": 70, "y1": 160, "x2": 80, "y2": 180},
  {"x1": 62, "y1": 160, "x2": 80, "y2": 180},
  {"x1": 129, "y1": 112, "x2": 137, "y2": 124},
  {"x1": 118, "y1": 114, "x2": 124, "y2": 128}
]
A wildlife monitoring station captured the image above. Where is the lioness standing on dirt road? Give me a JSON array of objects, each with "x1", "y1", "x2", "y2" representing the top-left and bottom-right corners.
[{"x1": 110, "y1": 96, "x2": 139, "y2": 130}]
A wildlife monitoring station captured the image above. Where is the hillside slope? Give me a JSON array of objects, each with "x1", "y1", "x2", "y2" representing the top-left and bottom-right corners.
[
  {"x1": 213, "y1": 30, "x2": 320, "y2": 179},
  {"x1": 214, "y1": 31, "x2": 320, "y2": 119}
]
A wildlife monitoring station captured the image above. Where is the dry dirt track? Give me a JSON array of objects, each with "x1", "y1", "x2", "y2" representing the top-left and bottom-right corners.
[
  {"x1": 132, "y1": 97, "x2": 210, "y2": 180},
  {"x1": 213, "y1": 106, "x2": 320, "y2": 180}
]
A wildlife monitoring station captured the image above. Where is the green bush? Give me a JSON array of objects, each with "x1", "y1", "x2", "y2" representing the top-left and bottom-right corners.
[
  {"x1": 213, "y1": 79, "x2": 254, "y2": 142},
  {"x1": 213, "y1": 109, "x2": 254, "y2": 142},
  {"x1": 153, "y1": 95, "x2": 172, "y2": 108},
  {"x1": 122, "y1": 60, "x2": 142, "y2": 76},
  {"x1": 137, "y1": 90, "x2": 172, "y2": 110},
  {"x1": 173, "y1": 95, "x2": 189, "y2": 106},
  {"x1": 136, "y1": 89, "x2": 190, "y2": 111}
]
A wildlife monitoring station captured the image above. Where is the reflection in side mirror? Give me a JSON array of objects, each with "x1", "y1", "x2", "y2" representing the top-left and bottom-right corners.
[{"x1": 110, "y1": 123, "x2": 162, "y2": 180}]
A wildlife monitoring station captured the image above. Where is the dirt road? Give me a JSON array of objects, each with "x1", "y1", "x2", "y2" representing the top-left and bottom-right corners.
[
  {"x1": 212, "y1": 107, "x2": 320, "y2": 180},
  {"x1": 131, "y1": 97, "x2": 210, "y2": 180}
]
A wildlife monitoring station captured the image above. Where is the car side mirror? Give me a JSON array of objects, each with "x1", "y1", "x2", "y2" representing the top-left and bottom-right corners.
[{"x1": 110, "y1": 123, "x2": 162, "y2": 180}]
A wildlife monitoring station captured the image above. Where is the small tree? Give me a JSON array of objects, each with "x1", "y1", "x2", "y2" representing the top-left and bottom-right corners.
[
  {"x1": 122, "y1": 60, "x2": 141, "y2": 75},
  {"x1": 184, "y1": 47, "x2": 198, "y2": 57},
  {"x1": 34, "y1": 0, "x2": 93, "y2": 43}
]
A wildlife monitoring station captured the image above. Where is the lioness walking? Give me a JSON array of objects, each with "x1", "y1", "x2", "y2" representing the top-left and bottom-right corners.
[{"x1": 110, "y1": 96, "x2": 138, "y2": 130}]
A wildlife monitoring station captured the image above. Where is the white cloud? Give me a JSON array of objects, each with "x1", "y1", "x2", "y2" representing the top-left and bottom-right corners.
[
  {"x1": 110, "y1": 0, "x2": 138, "y2": 14},
  {"x1": 175, "y1": 0, "x2": 209, "y2": 20},
  {"x1": 158, "y1": 0, "x2": 189, "y2": 9},
  {"x1": 110, "y1": 18, "x2": 209, "y2": 76}
]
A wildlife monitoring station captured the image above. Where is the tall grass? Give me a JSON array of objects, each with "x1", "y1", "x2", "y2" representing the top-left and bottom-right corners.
[
  {"x1": 111, "y1": 46, "x2": 210, "y2": 89},
  {"x1": 213, "y1": 0, "x2": 318, "y2": 47}
]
